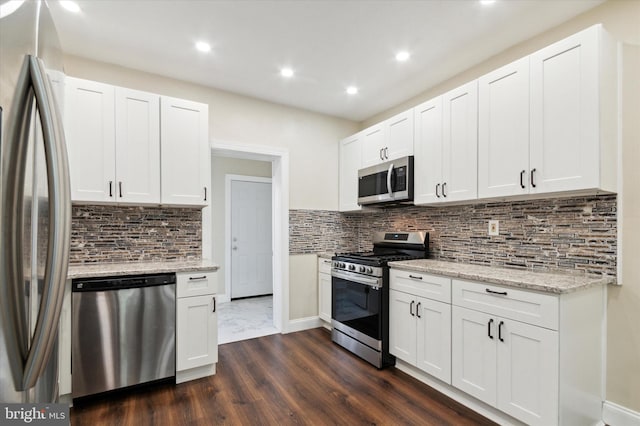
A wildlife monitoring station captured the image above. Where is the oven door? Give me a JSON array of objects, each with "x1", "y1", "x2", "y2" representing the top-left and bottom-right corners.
[{"x1": 331, "y1": 271, "x2": 382, "y2": 344}]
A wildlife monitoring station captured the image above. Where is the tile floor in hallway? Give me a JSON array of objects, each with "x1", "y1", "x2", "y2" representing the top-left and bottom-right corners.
[{"x1": 217, "y1": 295, "x2": 279, "y2": 344}]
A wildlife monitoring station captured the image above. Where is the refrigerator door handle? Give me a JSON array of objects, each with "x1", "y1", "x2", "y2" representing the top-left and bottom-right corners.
[
  {"x1": 21, "y1": 56, "x2": 71, "y2": 390},
  {"x1": 0, "y1": 55, "x2": 71, "y2": 391}
]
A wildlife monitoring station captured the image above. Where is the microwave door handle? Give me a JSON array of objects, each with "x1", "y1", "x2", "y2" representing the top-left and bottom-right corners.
[{"x1": 386, "y1": 163, "x2": 394, "y2": 195}]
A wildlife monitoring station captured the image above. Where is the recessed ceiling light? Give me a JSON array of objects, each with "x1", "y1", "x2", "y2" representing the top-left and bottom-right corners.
[
  {"x1": 480, "y1": 0, "x2": 496, "y2": 5},
  {"x1": 59, "y1": 0, "x2": 81, "y2": 13},
  {"x1": 395, "y1": 51, "x2": 411, "y2": 62},
  {"x1": 346, "y1": 86, "x2": 358, "y2": 95},
  {"x1": 280, "y1": 67, "x2": 294, "y2": 78},
  {"x1": 195, "y1": 41, "x2": 211, "y2": 53}
]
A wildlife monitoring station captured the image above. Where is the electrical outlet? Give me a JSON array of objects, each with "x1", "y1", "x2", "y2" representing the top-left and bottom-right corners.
[{"x1": 488, "y1": 220, "x2": 499, "y2": 236}]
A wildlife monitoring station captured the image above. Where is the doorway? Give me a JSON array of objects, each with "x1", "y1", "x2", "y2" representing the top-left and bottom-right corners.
[{"x1": 211, "y1": 141, "x2": 290, "y2": 343}]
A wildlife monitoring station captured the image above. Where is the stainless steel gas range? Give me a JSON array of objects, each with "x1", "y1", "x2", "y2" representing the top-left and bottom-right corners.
[{"x1": 331, "y1": 231, "x2": 429, "y2": 368}]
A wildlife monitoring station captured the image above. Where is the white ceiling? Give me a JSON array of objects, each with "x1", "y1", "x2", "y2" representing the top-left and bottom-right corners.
[{"x1": 49, "y1": 0, "x2": 605, "y2": 122}]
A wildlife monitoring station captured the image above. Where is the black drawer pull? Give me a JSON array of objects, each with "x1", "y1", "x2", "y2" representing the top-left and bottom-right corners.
[
  {"x1": 189, "y1": 276, "x2": 207, "y2": 281},
  {"x1": 486, "y1": 288, "x2": 507, "y2": 296},
  {"x1": 408, "y1": 275, "x2": 423, "y2": 280}
]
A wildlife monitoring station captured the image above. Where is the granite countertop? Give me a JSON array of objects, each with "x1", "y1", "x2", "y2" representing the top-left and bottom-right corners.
[
  {"x1": 388, "y1": 259, "x2": 615, "y2": 294},
  {"x1": 67, "y1": 259, "x2": 219, "y2": 279}
]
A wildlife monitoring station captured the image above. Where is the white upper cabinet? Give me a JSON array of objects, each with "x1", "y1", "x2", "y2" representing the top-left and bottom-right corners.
[
  {"x1": 339, "y1": 133, "x2": 362, "y2": 212},
  {"x1": 414, "y1": 97, "x2": 443, "y2": 204},
  {"x1": 65, "y1": 77, "x2": 116, "y2": 203},
  {"x1": 361, "y1": 110, "x2": 414, "y2": 168},
  {"x1": 442, "y1": 80, "x2": 478, "y2": 202},
  {"x1": 115, "y1": 88, "x2": 160, "y2": 204},
  {"x1": 414, "y1": 82, "x2": 478, "y2": 205},
  {"x1": 478, "y1": 57, "x2": 530, "y2": 198},
  {"x1": 529, "y1": 24, "x2": 616, "y2": 195},
  {"x1": 160, "y1": 96, "x2": 210, "y2": 206},
  {"x1": 361, "y1": 123, "x2": 386, "y2": 167}
]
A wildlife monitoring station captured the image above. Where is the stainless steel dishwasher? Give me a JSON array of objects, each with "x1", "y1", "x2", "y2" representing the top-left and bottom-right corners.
[{"x1": 71, "y1": 273, "x2": 176, "y2": 398}]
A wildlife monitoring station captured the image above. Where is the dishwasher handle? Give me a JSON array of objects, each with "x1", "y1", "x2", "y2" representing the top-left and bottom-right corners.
[{"x1": 72, "y1": 273, "x2": 176, "y2": 292}]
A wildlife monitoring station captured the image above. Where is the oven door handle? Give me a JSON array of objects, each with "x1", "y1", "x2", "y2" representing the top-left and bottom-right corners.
[{"x1": 331, "y1": 270, "x2": 382, "y2": 288}]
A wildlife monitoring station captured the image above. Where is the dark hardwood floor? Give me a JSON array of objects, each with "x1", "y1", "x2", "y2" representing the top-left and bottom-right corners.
[{"x1": 71, "y1": 328, "x2": 496, "y2": 425}]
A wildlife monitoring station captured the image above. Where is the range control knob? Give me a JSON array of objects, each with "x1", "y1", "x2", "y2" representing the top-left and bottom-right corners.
[
  {"x1": 348, "y1": 264, "x2": 356, "y2": 271},
  {"x1": 340, "y1": 263, "x2": 345, "y2": 269},
  {"x1": 366, "y1": 267, "x2": 373, "y2": 274},
  {"x1": 359, "y1": 266, "x2": 366, "y2": 273}
]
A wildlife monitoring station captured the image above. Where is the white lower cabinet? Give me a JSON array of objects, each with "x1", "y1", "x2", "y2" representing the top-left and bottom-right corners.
[
  {"x1": 389, "y1": 270, "x2": 451, "y2": 384},
  {"x1": 390, "y1": 269, "x2": 604, "y2": 426},
  {"x1": 176, "y1": 270, "x2": 218, "y2": 383},
  {"x1": 318, "y1": 258, "x2": 332, "y2": 325},
  {"x1": 452, "y1": 306, "x2": 558, "y2": 425}
]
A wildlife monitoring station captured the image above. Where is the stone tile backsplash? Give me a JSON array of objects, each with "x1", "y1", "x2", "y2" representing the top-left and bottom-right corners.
[
  {"x1": 290, "y1": 194, "x2": 617, "y2": 277},
  {"x1": 70, "y1": 205, "x2": 202, "y2": 264}
]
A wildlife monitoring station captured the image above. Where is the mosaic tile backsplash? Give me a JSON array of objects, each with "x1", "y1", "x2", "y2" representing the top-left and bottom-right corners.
[
  {"x1": 70, "y1": 205, "x2": 202, "y2": 264},
  {"x1": 290, "y1": 194, "x2": 617, "y2": 277}
]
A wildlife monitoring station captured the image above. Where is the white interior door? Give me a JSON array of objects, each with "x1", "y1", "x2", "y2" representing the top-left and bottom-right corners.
[{"x1": 230, "y1": 179, "x2": 273, "y2": 299}]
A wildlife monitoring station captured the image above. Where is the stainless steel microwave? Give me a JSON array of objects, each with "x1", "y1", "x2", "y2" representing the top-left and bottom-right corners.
[{"x1": 358, "y1": 156, "x2": 414, "y2": 206}]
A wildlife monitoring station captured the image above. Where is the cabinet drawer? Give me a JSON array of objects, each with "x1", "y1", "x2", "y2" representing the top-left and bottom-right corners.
[
  {"x1": 318, "y1": 257, "x2": 333, "y2": 274},
  {"x1": 390, "y1": 269, "x2": 451, "y2": 303},
  {"x1": 452, "y1": 280, "x2": 558, "y2": 330},
  {"x1": 177, "y1": 270, "x2": 217, "y2": 298}
]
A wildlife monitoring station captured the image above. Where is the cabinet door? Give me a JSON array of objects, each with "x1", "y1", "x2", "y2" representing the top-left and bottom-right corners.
[
  {"x1": 176, "y1": 294, "x2": 218, "y2": 371},
  {"x1": 339, "y1": 133, "x2": 362, "y2": 212},
  {"x1": 413, "y1": 97, "x2": 443, "y2": 204},
  {"x1": 416, "y1": 297, "x2": 451, "y2": 384},
  {"x1": 65, "y1": 77, "x2": 116, "y2": 202},
  {"x1": 478, "y1": 57, "x2": 530, "y2": 198},
  {"x1": 442, "y1": 81, "x2": 478, "y2": 202},
  {"x1": 160, "y1": 97, "x2": 209, "y2": 206},
  {"x1": 115, "y1": 88, "x2": 160, "y2": 204},
  {"x1": 497, "y1": 319, "x2": 559, "y2": 426},
  {"x1": 318, "y1": 272, "x2": 332, "y2": 323},
  {"x1": 361, "y1": 123, "x2": 386, "y2": 168},
  {"x1": 451, "y1": 306, "x2": 497, "y2": 406},
  {"x1": 388, "y1": 290, "x2": 417, "y2": 364},
  {"x1": 385, "y1": 110, "x2": 414, "y2": 161},
  {"x1": 530, "y1": 26, "x2": 600, "y2": 194}
]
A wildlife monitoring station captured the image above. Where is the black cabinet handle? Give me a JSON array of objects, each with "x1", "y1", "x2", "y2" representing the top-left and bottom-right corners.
[
  {"x1": 498, "y1": 321, "x2": 504, "y2": 342},
  {"x1": 109, "y1": 181, "x2": 113, "y2": 197},
  {"x1": 119, "y1": 181, "x2": 123, "y2": 198},
  {"x1": 384, "y1": 147, "x2": 389, "y2": 159},
  {"x1": 442, "y1": 182, "x2": 447, "y2": 197},
  {"x1": 416, "y1": 302, "x2": 421, "y2": 318},
  {"x1": 486, "y1": 288, "x2": 508, "y2": 296},
  {"x1": 435, "y1": 183, "x2": 441, "y2": 198},
  {"x1": 410, "y1": 300, "x2": 415, "y2": 316},
  {"x1": 531, "y1": 168, "x2": 537, "y2": 188},
  {"x1": 189, "y1": 275, "x2": 207, "y2": 281},
  {"x1": 488, "y1": 318, "x2": 494, "y2": 339},
  {"x1": 379, "y1": 148, "x2": 384, "y2": 160},
  {"x1": 408, "y1": 275, "x2": 422, "y2": 280},
  {"x1": 212, "y1": 297, "x2": 216, "y2": 313},
  {"x1": 520, "y1": 170, "x2": 525, "y2": 189},
  {"x1": 204, "y1": 187, "x2": 207, "y2": 201}
]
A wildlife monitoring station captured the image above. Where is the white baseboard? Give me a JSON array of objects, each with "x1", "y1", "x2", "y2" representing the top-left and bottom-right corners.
[
  {"x1": 603, "y1": 401, "x2": 640, "y2": 426},
  {"x1": 285, "y1": 316, "x2": 322, "y2": 333}
]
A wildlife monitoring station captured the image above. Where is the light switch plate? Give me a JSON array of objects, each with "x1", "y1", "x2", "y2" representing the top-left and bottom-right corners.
[{"x1": 488, "y1": 220, "x2": 499, "y2": 236}]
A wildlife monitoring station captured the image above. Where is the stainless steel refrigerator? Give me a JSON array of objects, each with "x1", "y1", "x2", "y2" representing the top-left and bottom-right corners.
[{"x1": 0, "y1": 0, "x2": 71, "y2": 403}]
